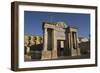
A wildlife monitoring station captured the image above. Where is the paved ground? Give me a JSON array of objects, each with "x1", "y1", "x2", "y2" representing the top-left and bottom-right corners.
[{"x1": 24, "y1": 54, "x2": 90, "y2": 61}]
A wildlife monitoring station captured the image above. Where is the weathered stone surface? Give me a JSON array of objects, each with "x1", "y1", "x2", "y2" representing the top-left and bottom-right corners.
[
  {"x1": 52, "y1": 50, "x2": 58, "y2": 59},
  {"x1": 41, "y1": 51, "x2": 51, "y2": 59}
]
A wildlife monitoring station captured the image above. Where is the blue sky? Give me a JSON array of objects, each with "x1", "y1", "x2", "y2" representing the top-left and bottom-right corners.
[{"x1": 24, "y1": 11, "x2": 90, "y2": 38}]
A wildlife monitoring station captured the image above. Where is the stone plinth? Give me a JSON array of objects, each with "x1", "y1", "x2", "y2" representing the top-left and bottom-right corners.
[
  {"x1": 41, "y1": 51, "x2": 51, "y2": 59},
  {"x1": 52, "y1": 50, "x2": 58, "y2": 59}
]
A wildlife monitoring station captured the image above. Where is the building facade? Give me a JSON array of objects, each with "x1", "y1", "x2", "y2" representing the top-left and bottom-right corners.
[{"x1": 42, "y1": 22, "x2": 80, "y2": 59}]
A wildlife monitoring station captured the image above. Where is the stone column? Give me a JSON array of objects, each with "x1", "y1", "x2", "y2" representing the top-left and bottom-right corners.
[
  {"x1": 43, "y1": 28, "x2": 48, "y2": 51},
  {"x1": 72, "y1": 32, "x2": 81, "y2": 56},
  {"x1": 65, "y1": 31, "x2": 72, "y2": 56},
  {"x1": 52, "y1": 30, "x2": 57, "y2": 59},
  {"x1": 74, "y1": 33, "x2": 77, "y2": 49},
  {"x1": 76, "y1": 33, "x2": 81, "y2": 55},
  {"x1": 68, "y1": 33, "x2": 71, "y2": 49},
  {"x1": 71, "y1": 32, "x2": 79, "y2": 56},
  {"x1": 70, "y1": 32, "x2": 74, "y2": 56},
  {"x1": 41, "y1": 28, "x2": 51, "y2": 59}
]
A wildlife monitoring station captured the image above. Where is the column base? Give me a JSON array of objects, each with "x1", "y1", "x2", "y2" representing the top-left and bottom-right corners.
[
  {"x1": 41, "y1": 51, "x2": 51, "y2": 60},
  {"x1": 52, "y1": 50, "x2": 58, "y2": 59},
  {"x1": 71, "y1": 48, "x2": 81, "y2": 56},
  {"x1": 77, "y1": 48, "x2": 81, "y2": 56},
  {"x1": 71, "y1": 49, "x2": 77, "y2": 56}
]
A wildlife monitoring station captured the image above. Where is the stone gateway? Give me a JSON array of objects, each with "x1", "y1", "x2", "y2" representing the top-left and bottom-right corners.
[{"x1": 41, "y1": 22, "x2": 80, "y2": 59}]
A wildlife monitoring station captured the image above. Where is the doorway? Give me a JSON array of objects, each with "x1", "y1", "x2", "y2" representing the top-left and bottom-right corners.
[{"x1": 57, "y1": 40, "x2": 65, "y2": 58}]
